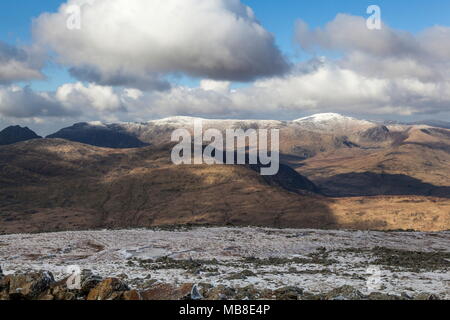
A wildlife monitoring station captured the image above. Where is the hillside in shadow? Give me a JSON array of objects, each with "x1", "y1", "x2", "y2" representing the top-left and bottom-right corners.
[{"x1": 316, "y1": 172, "x2": 450, "y2": 198}]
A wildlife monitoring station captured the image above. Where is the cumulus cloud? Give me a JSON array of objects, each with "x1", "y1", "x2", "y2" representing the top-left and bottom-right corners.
[
  {"x1": 200, "y1": 79, "x2": 231, "y2": 94},
  {"x1": 295, "y1": 14, "x2": 450, "y2": 82},
  {"x1": 0, "y1": 82, "x2": 127, "y2": 120},
  {"x1": 119, "y1": 60, "x2": 450, "y2": 120},
  {"x1": 2, "y1": 57, "x2": 450, "y2": 129},
  {"x1": 68, "y1": 66, "x2": 171, "y2": 92},
  {"x1": 0, "y1": 42, "x2": 45, "y2": 84},
  {"x1": 295, "y1": 14, "x2": 417, "y2": 57},
  {"x1": 2, "y1": 13, "x2": 450, "y2": 131},
  {"x1": 0, "y1": 86, "x2": 72, "y2": 118},
  {"x1": 55, "y1": 82, "x2": 125, "y2": 112},
  {"x1": 34, "y1": 0, "x2": 289, "y2": 89}
]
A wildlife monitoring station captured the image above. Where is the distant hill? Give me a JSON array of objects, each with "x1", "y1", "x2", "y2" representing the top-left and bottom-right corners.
[
  {"x1": 46, "y1": 122, "x2": 149, "y2": 149},
  {"x1": 410, "y1": 120, "x2": 450, "y2": 129},
  {"x1": 0, "y1": 139, "x2": 328, "y2": 234},
  {"x1": 5, "y1": 113, "x2": 449, "y2": 200},
  {"x1": 384, "y1": 119, "x2": 450, "y2": 129},
  {"x1": 0, "y1": 138, "x2": 448, "y2": 234},
  {"x1": 0, "y1": 126, "x2": 41, "y2": 146}
]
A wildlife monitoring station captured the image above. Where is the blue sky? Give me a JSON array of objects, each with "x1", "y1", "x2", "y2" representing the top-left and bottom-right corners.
[
  {"x1": 247, "y1": 0, "x2": 450, "y2": 59},
  {"x1": 0, "y1": 0, "x2": 449, "y2": 133},
  {"x1": 2, "y1": 0, "x2": 450, "y2": 91},
  {"x1": 3, "y1": 0, "x2": 450, "y2": 45}
]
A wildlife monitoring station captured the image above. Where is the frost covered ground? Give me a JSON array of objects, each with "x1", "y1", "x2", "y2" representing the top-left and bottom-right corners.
[{"x1": 0, "y1": 227, "x2": 448, "y2": 299}]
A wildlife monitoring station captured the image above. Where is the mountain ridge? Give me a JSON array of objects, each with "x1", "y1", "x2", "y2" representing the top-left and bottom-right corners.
[
  {"x1": 0, "y1": 126, "x2": 42, "y2": 146},
  {"x1": 0, "y1": 138, "x2": 448, "y2": 234}
]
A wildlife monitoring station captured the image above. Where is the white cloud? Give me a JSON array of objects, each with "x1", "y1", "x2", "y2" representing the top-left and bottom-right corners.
[
  {"x1": 34, "y1": 0, "x2": 289, "y2": 89},
  {"x1": 2, "y1": 13, "x2": 450, "y2": 132},
  {"x1": 295, "y1": 14, "x2": 417, "y2": 57},
  {"x1": 2, "y1": 57, "x2": 450, "y2": 128},
  {"x1": 0, "y1": 86, "x2": 70, "y2": 118},
  {"x1": 55, "y1": 82, "x2": 124, "y2": 112},
  {"x1": 121, "y1": 60, "x2": 450, "y2": 119},
  {"x1": 123, "y1": 88, "x2": 143, "y2": 100},
  {"x1": 0, "y1": 82, "x2": 126, "y2": 119},
  {"x1": 0, "y1": 42, "x2": 45, "y2": 84},
  {"x1": 295, "y1": 14, "x2": 450, "y2": 82},
  {"x1": 200, "y1": 79, "x2": 231, "y2": 94}
]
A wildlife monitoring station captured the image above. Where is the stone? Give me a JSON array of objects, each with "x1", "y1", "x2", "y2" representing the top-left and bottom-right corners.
[
  {"x1": 2, "y1": 271, "x2": 55, "y2": 300},
  {"x1": 80, "y1": 270, "x2": 103, "y2": 295},
  {"x1": 203, "y1": 285, "x2": 236, "y2": 300},
  {"x1": 234, "y1": 285, "x2": 260, "y2": 300},
  {"x1": 123, "y1": 290, "x2": 143, "y2": 300},
  {"x1": 87, "y1": 278, "x2": 129, "y2": 300},
  {"x1": 273, "y1": 287, "x2": 304, "y2": 300},
  {"x1": 41, "y1": 277, "x2": 79, "y2": 301},
  {"x1": 0, "y1": 266, "x2": 6, "y2": 293},
  {"x1": 366, "y1": 292, "x2": 403, "y2": 300},
  {"x1": 323, "y1": 286, "x2": 365, "y2": 300},
  {"x1": 141, "y1": 283, "x2": 193, "y2": 300},
  {"x1": 190, "y1": 284, "x2": 203, "y2": 300},
  {"x1": 414, "y1": 293, "x2": 441, "y2": 300}
]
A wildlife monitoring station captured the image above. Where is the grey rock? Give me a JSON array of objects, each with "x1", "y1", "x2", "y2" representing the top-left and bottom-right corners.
[{"x1": 191, "y1": 284, "x2": 204, "y2": 300}]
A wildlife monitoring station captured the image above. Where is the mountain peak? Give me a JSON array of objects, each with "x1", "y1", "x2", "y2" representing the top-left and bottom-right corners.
[
  {"x1": 0, "y1": 126, "x2": 42, "y2": 146},
  {"x1": 295, "y1": 113, "x2": 359, "y2": 122},
  {"x1": 149, "y1": 116, "x2": 206, "y2": 125},
  {"x1": 46, "y1": 123, "x2": 149, "y2": 149},
  {"x1": 293, "y1": 113, "x2": 375, "y2": 133}
]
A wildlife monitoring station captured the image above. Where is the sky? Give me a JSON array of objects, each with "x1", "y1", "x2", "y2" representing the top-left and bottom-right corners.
[{"x1": 0, "y1": 0, "x2": 449, "y2": 135}]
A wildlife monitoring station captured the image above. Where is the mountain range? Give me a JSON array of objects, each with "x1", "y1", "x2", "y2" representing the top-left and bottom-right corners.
[
  {"x1": 0, "y1": 113, "x2": 449, "y2": 233},
  {"x1": 30, "y1": 113, "x2": 449, "y2": 197}
]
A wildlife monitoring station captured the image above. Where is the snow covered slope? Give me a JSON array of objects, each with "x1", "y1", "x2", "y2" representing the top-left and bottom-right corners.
[
  {"x1": 1, "y1": 227, "x2": 448, "y2": 298},
  {"x1": 294, "y1": 113, "x2": 376, "y2": 133}
]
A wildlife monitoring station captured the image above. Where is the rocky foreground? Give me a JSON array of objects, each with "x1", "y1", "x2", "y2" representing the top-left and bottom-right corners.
[
  {"x1": 0, "y1": 268, "x2": 443, "y2": 300},
  {"x1": 0, "y1": 227, "x2": 449, "y2": 300}
]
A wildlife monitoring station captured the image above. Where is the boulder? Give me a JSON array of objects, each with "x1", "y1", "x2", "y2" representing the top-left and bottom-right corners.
[
  {"x1": 37, "y1": 270, "x2": 103, "y2": 301},
  {"x1": 189, "y1": 284, "x2": 203, "y2": 300},
  {"x1": 322, "y1": 286, "x2": 365, "y2": 300},
  {"x1": 233, "y1": 285, "x2": 261, "y2": 300},
  {"x1": 40, "y1": 278, "x2": 78, "y2": 301},
  {"x1": 123, "y1": 290, "x2": 143, "y2": 301},
  {"x1": 87, "y1": 278, "x2": 129, "y2": 300},
  {"x1": 80, "y1": 270, "x2": 103, "y2": 296},
  {"x1": 203, "y1": 285, "x2": 236, "y2": 300},
  {"x1": 366, "y1": 292, "x2": 405, "y2": 300},
  {"x1": 1, "y1": 271, "x2": 55, "y2": 300},
  {"x1": 414, "y1": 293, "x2": 441, "y2": 300},
  {"x1": 141, "y1": 283, "x2": 193, "y2": 300},
  {"x1": 273, "y1": 287, "x2": 304, "y2": 300}
]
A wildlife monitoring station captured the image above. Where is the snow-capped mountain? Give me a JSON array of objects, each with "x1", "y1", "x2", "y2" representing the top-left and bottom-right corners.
[
  {"x1": 146, "y1": 116, "x2": 287, "y2": 130},
  {"x1": 116, "y1": 113, "x2": 376, "y2": 142},
  {"x1": 39, "y1": 113, "x2": 447, "y2": 151},
  {"x1": 293, "y1": 113, "x2": 375, "y2": 133}
]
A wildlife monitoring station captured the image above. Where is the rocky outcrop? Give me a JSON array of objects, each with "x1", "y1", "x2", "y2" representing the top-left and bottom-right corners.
[
  {"x1": 360, "y1": 125, "x2": 391, "y2": 142},
  {"x1": 87, "y1": 278, "x2": 130, "y2": 300},
  {"x1": 139, "y1": 283, "x2": 193, "y2": 300},
  {"x1": 0, "y1": 269, "x2": 444, "y2": 300},
  {"x1": 80, "y1": 269, "x2": 103, "y2": 296},
  {"x1": 40, "y1": 278, "x2": 77, "y2": 301},
  {"x1": 0, "y1": 271, "x2": 54, "y2": 300}
]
